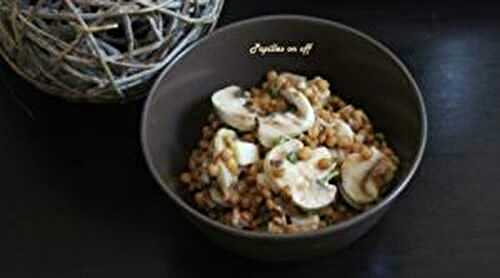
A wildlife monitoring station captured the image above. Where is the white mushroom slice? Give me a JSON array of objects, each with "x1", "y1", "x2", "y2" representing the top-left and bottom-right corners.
[
  {"x1": 310, "y1": 77, "x2": 331, "y2": 105},
  {"x1": 294, "y1": 147, "x2": 338, "y2": 189},
  {"x1": 263, "y1": 139, "x2": 304, "y2": 189},
  {"x1": 216, "y1": 157, "x2": 238, "y2": 191},
  {"x1": 280, "y1": 72, "x2": 307, "y2": 90},
  {"x1": 290, "y1": 215, "x2": 320, "y2": 232},
  {"x1": 317, "y1": 118, "x2": 354, "y2": 162},
  {"x1": 319, "y1": 118, "x2": 354, "y2": 141},
  {"x1": 290, "y1": 147, "x2": 338, "y2": 210},
  {"x1": 263, "y1": 139, "x2": 338, "y2": 210},
  {"x1": 213, "y1": 128, "x2": 237, "y2": 154},
  {"x1": 258, "y1": 88, "x2": 315, "y2": 147},
  {"x1": 333, "y1": 119, "x2": 355, "y2": 140},
  {"x1": 340, "y1": 147, "x2": 385, "y2": 207},
  {"x1": 211, "y1": 86, "x2": 257, "y2": 131},
  {"x1": 290, "y1": 181, "x2": 337, "y2": 210},
  {"x1": 213, "y1": 128, "x2": 239, "y2": 190},
  {"x1": 213, "y1": 128, "x2": 259, "y2": 190},
  {"x1": 330, "y1": 148, "x2": 349, "y2": 163},
  {"x1": 233, "y1": 140, "x2": 259, "y2": 166}
]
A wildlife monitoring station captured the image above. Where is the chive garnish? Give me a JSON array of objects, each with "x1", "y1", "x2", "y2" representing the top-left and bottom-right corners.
[{"x1": 286, "y1": 152, "x2": 298, "y2": 164}]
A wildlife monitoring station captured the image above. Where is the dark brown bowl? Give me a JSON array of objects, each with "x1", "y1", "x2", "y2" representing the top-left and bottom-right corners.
[{"x1": 141, "y1": 15, "x2": 427, "y2": 261}]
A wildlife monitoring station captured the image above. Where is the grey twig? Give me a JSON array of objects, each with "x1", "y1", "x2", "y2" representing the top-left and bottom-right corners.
[{"x1": 0, "y1": 0, "x2": 224, "y2": 103}]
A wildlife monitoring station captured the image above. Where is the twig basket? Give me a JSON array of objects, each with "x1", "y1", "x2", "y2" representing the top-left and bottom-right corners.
[{"x1": 0, "y1": 0, "x2": 224, "y2": 103}]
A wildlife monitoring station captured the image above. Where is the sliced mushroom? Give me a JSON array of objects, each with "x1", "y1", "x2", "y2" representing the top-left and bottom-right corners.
[
  {"x1": 280, "y1": 72, "x2": 307, "y2": 90},
  {"x1": 233, "y1": 140, "x2": 259, "y2": 166},
  {"x1": 258, "y1": 87, "x2": 315, "y2": 147},
  {"x1": 340, "y1": 147, "x2": 393, "y2": 208},
  {"x1": 333, "y1": 119, "x2": 355, "y2": 140},
  {"x1": 329, "y1": 148, "x2": 349, "y2": 163},
  {"x1": 319, "y1": 118, "x2": 354, "y2": 140},
  {"x1": 213, "y1": 128, "x2": 238, "y2": 190},
  {"x1": 263, "y1": 139, "x2": 338, "y2": 210},
  {"x1": 290, "y1": 181, "x2": 337, "y2": 211},
  {"x1": 290, "y1": 147, "x2": 338, "y2": 210},
  {"x1": 211, "y1": 86, "x2": 257, "y2": 131},
  {"x1": 290, "y1": 215, "x2": 320, "y2": 232},
  {"x1": 318, "y1": 118, "x2": 354, "y2": 161},
  {"x1": 263, "y1": 139, "x2": 303, "y2": 189},
  {"x1": 213, "y1": 128, "x2": 259, "y2": 191},
  {"x1": 310, "y1": 77, "x2": 331, "y2": 106}
]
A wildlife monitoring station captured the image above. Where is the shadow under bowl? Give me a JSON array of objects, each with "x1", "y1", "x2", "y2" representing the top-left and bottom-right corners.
[{"x1": 141, "y1": 15, "x2": 427, "y2": 261}]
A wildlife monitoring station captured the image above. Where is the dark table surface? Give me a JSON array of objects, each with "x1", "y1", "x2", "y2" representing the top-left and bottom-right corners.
[{"x1": 2, "y1": 1, "x2": 500, "y2": 277}]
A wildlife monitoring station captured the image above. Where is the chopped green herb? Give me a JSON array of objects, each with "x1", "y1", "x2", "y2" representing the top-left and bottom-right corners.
[
  {"x1": 318, "y1": 168, "x2": 340, "y2": 187},
  {"x1": 235, "y1": 90, "x2": 246, "y2": 98},
  {"x1": 273, "y1": 136, "x2": 290, "y2": 146},
  {"x1": 268, "y1": 86, "x2": 279, "y2": 98},
  {"x1": 375, "y1": 132, "x2": 385, "y2": 142},
  {"x1": 267, "y1": 80, "x2": 280, "y2": 98},
  {"x1": 286, "y1": 152, "x2": 298, "y2": 164}
]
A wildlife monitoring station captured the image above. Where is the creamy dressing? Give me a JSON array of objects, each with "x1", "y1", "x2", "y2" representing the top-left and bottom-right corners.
[{"x1": 264, "y1": 140, "x2": 338, "y2": 210}]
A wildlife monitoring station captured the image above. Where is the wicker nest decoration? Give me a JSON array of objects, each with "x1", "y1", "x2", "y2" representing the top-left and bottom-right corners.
[{"x1": 0, "y1": 0, "x2": 224, "y2": 103}]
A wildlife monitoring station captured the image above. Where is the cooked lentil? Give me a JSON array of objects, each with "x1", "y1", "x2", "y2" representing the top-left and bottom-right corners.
[{"x1": 179, "y1": 71, "x2": 399, "y2": 234}]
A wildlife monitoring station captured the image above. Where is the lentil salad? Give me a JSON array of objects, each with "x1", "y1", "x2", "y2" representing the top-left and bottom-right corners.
[{"x1": 179, "y1": 71, "x2": 399, "y2": 234}]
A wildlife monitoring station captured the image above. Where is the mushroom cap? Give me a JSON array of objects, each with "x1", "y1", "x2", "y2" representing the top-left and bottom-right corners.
[
  {"x1": 319, "y1": 118, "x2": 355, "y2": 140},
  {"x1": 212, "y1": 128, "x2": 259, "y2": 191},
  {"x1": 340, "y1": 147, "x2": 385, "y2": 208},
  {"x1": 258, "y1": 87, "x2": 315, "y2": 147},
  {"x1": 212, "y1": 86, "x2": 257, "y2": 131},
  {"x1": 264, "y1": 139, "x2": 338, "y2": 210},
  {"x1": 233, "y1": 140, "x2": 259, "y2": 166}
]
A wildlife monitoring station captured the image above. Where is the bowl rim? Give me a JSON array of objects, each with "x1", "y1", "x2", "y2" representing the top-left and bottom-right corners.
[{"x1": 141, "y1": 14, "x2": 428, "y2": 240}]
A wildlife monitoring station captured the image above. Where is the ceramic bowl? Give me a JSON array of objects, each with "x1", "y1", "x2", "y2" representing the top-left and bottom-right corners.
[{"x1": 141, "y1": 15, "x2": 427, "y2": 261}]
